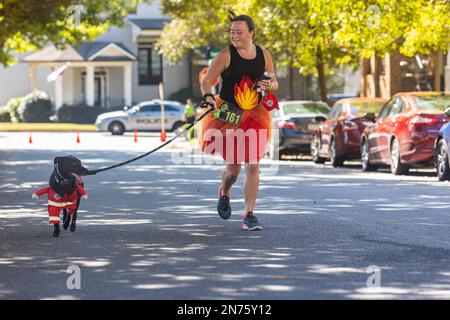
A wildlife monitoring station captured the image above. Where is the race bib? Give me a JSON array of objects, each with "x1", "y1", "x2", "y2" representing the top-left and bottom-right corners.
[{"x1": 213, "y1": 102, "x2": 243, "y2": 126}]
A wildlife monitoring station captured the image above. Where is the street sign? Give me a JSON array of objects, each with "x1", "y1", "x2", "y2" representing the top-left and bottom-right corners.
[{"x1": 210, "y1": 50, "x2": 220, "y2": 58}]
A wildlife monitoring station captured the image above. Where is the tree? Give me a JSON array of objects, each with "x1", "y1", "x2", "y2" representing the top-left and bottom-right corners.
[
  {"x1": 157, "y1": 0, "x2": 450, "y2": 101},
  {"x1": 158, "y1": 0, "x2": 362, "y2": 103},
  {"x1": 157, "y1": 0, "x2": 238, "y2": 63},
  {"x1": 336, "y1": 0, "x2": 450, "y2": 93},
  {"x1": 0, "y1": 0, "x2": 146, "y2": 66},
  {"x1": 256, "y1": 0, "x2": 361, "y2": 103}
]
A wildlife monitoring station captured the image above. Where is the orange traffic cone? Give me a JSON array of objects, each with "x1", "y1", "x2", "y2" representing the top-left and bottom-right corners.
[
  {"x1": 28, "y1": 132, "x2": 33, "y2": 144},
  {"x1": 76, "y1": 131, "x2": 80, "y2": 143},
  {"x1": 134, "y1": 130, "x2": 138, "y2": 142},
  {"x1": 160, "y1": 131, "x2": 166, "y2": 142}
]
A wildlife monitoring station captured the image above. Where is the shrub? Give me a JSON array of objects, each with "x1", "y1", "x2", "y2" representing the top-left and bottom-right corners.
[
  {"x1": 6, "y1": 97, "x2": 23, "y2": 123},
  {"x1": 56, "y1": 104, "x2": 105, "y2": 124},
  {"x1": 17, "y1": 91, "x2": 53, "y2": 123},
  {"x1": 168, "y1": 87, "x2": 200, "y2": 105},
  {"x1": 0, "y1": 105, "x2": 11, "y2": 122}
]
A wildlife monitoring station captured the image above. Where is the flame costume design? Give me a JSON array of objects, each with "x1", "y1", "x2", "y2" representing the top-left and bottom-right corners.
[
  {"x1": 200, "y1": 74, "x2": 274, "y2": 164},
  {"x1": 234, "y1": 75, "x2": 260, "y2": 111}
]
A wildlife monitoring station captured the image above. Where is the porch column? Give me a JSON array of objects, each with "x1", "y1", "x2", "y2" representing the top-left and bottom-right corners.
[
  {"x1": 85, "y1": 65, "x2": 95, "y2": 106},
  {"x1": 29, "y1": 64, "x2": 37, "y2": 91},
  {"x1": 54, "y1": 72, "x2": 63, "y2": 110},
  {"x1": 124, "y1": 64, "x2": 132, "y2": 106}
]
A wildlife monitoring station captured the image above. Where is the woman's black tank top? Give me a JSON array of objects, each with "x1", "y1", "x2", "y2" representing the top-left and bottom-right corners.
[{"x1": 220, "y1": 44, "x2": 265, "y2": 107}]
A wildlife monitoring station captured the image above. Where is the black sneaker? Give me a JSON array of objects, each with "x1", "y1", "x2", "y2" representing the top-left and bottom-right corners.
[
  {"x1": 242, "y1": 212, "x2": 263, "y2": 231},
  {"x1": 217, "y1": 186, "x2": 231, "y2": 219},
  {"x1": 53, "y1": 224, "x2": 60, "y2": 237},
  {"x1": 70, "y1": 211, "x2": 77, "y2": 232},
  {"x1": 63, "y1": 210, "x2": 70, "y2": 230}
]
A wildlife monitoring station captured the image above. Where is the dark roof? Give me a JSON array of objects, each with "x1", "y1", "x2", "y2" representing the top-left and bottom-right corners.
[
  {"x1": 76, "y1": 42, "x2": 136, "y2": 60},
  {"x1": 128, "y1": 18, "x2": 170, "y2": 30},
  {"x1": 23, "y1": 42, "x2": 136, "y2": 62}
]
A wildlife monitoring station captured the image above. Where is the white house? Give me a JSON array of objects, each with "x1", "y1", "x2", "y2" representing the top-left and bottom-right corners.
[{"x1": 0, "y1": 2, "x2": 190, "y2": 109}]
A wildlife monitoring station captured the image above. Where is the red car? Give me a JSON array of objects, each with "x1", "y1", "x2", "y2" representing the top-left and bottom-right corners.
[
  {"x1": 311, "y1": 98, "x2": 386, "y2": 166},
  {"x1": 360, "y1": 92, "x2": 450, "y2": 175}
]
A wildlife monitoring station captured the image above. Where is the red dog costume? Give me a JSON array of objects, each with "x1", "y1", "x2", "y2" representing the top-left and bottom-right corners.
[{"x1": 33, "y1": 183, "x2": 87, "y2": 225}]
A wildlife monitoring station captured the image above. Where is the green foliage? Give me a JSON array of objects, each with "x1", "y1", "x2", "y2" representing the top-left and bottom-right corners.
[
  {"x1": 158, "y1": 0, "x2": 450, "y2": 70},
  {"x1": 0, "y1": 105, "x2": 11, "y2": 122},
  {"x1": 6, "y1": 96, "x2": 23, "y2": 123},
  {"x1": 17, "y1": 91, "x2": 53, "y2": 123},
  {"x1": 157, "y1": 0, "x2": 235, "y2": 63},
  {"x1": 0, "y1": 0, "x2": 148, "y2": 66},
  {"x1": 401, "y1": 0, "x2": 450, "y2": 56}
]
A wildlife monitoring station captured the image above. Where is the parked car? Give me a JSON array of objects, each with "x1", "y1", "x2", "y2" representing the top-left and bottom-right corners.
[
  {"x1": 433, "y1": 107, "x2": 450, "y2": 180},
  {"x1": 311, "y1": 98, "x2": 386, "y2": 166},
  {"x1": 327, "y1": 93, "x2": 357, "y2": 105},
  {"x1": 268, "y1": 100, "x2": 331, "y2": 159},
  {"x1": 95, "y1": 100, "x2": 185, "y2": 135},
  {"x1": 360, "y1": 92, "x2": 450, "y2": 175}
]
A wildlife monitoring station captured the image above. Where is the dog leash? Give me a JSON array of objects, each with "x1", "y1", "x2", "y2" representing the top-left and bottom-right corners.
[{"x1": 84, "y1": 102, "x2": 215, "y2": 176}]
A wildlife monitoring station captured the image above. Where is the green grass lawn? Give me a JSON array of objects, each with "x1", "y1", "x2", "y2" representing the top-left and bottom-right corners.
[{"x1": 0, "y1": 122, "x2": 96, "y2": 131}]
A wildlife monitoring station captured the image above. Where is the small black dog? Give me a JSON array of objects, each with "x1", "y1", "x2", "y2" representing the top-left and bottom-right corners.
[{"x1": 33, "y1": 155, "x2": 88, "y2": 237}]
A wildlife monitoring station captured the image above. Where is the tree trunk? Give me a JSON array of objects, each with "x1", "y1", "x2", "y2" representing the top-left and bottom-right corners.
[
  {"x1": 316, "y1": 49, "x2": 329, "y2": 105},
  {"x1": 434, "y1": 50, "x2": 443, "y2": 91},
  {"x1": 289, "y1": 67, "x2": 294, "y2": 99},
  {"x1": 360, "y1": 56, "x2": 369, "y2": 97},
  {"x1": 373, "y1": 56, "x2": 382, "y2": 97}
]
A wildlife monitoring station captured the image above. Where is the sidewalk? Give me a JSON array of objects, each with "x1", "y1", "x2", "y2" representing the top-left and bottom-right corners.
[
  {"x1": 0, "y1": 122, "x2": 96, "y2": 132},
  {"x1": 0, "y1": 131, "x2": 197, "y2": 153}
]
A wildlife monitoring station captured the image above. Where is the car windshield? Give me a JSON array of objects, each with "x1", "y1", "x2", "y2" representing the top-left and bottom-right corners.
[
  {"x1": 413, "y1": 95, "x2": 450, "y2": 112},
  {"x1": 129, "y1": 106, "x2": 140, "y2": 113},
  {"x1": 349, "y1": 101, "x2": 385, "y2": 115},
  {"x1": 283, "y1": 103, "x2": 330, "y2": 115}
]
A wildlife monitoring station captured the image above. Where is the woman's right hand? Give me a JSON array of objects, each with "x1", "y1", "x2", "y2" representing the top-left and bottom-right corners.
[{"x1": 201, "y1": 93, "x2": 216, "y2": 109}]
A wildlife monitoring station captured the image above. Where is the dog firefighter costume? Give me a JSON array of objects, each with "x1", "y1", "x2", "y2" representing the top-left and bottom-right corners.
[{"x1": 33, "y1": 183, "x2": 87, "y2": 236}]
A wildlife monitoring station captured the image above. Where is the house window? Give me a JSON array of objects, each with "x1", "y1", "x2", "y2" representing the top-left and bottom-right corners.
[{"x1": 138, "y1": 44, "x2": 163, "y2": 85}]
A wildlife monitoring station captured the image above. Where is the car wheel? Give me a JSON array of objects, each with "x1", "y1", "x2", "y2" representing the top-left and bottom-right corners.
[
  {"x1": 390, "y1": 138, "x2": 409, "y2": 175},
  {"x1": 436, "y1": 139, "x2": 450, "y2": 181},
  {"x1": 109, "y1": 121, "x2": 125, "y2": 135},
  {"x1": 311, "y1": 134, "x2": 326, "y2": 164},
  {"x1": 361, "y1": 138, "x2": 377, "y2": 171},
  {"x1": 330, "y1": 137, "x2": 344, "y2": 167}
]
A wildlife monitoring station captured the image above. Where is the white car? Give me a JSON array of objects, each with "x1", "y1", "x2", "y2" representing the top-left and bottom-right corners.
[{"x1": 95, "y1": 100, "x2": 185, "y2": 135}]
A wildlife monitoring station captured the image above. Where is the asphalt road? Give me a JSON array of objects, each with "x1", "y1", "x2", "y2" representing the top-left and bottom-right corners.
[{"x1": 2, "y1": 132, "x2": 450, "y2": 299}]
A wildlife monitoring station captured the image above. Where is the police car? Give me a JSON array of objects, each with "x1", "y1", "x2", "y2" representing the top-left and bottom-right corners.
[{"x1": 95, "y1": 100, "x2": 186, "y2": 135}]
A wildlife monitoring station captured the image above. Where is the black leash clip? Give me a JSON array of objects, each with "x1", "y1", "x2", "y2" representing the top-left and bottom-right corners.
[{"x1": 201, "y1": 93, "x2": 216, "y2": 109}]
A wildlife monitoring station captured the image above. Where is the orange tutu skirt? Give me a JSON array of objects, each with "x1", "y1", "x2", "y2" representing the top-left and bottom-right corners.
[{"x1": 199, "y1": 97, "x2": 272, "y2": 164}]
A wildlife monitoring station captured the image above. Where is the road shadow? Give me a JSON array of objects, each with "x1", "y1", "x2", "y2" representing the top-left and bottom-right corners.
[{"x1": 1, "y1": 149, "x2": 450, "y2": 299}]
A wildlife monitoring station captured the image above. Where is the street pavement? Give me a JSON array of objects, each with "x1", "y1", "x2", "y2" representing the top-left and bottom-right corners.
[{"x1": 2, "y1": 131, "x2": 450, "y2": 299}]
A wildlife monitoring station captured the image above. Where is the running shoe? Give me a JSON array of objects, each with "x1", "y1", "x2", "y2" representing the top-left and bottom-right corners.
[
  {"x1": 217, "y1": 186, "x2": 232, "y2": 219},
  {"x1": 242, "y1": 212, "x2": 263, "y2": 231}
]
